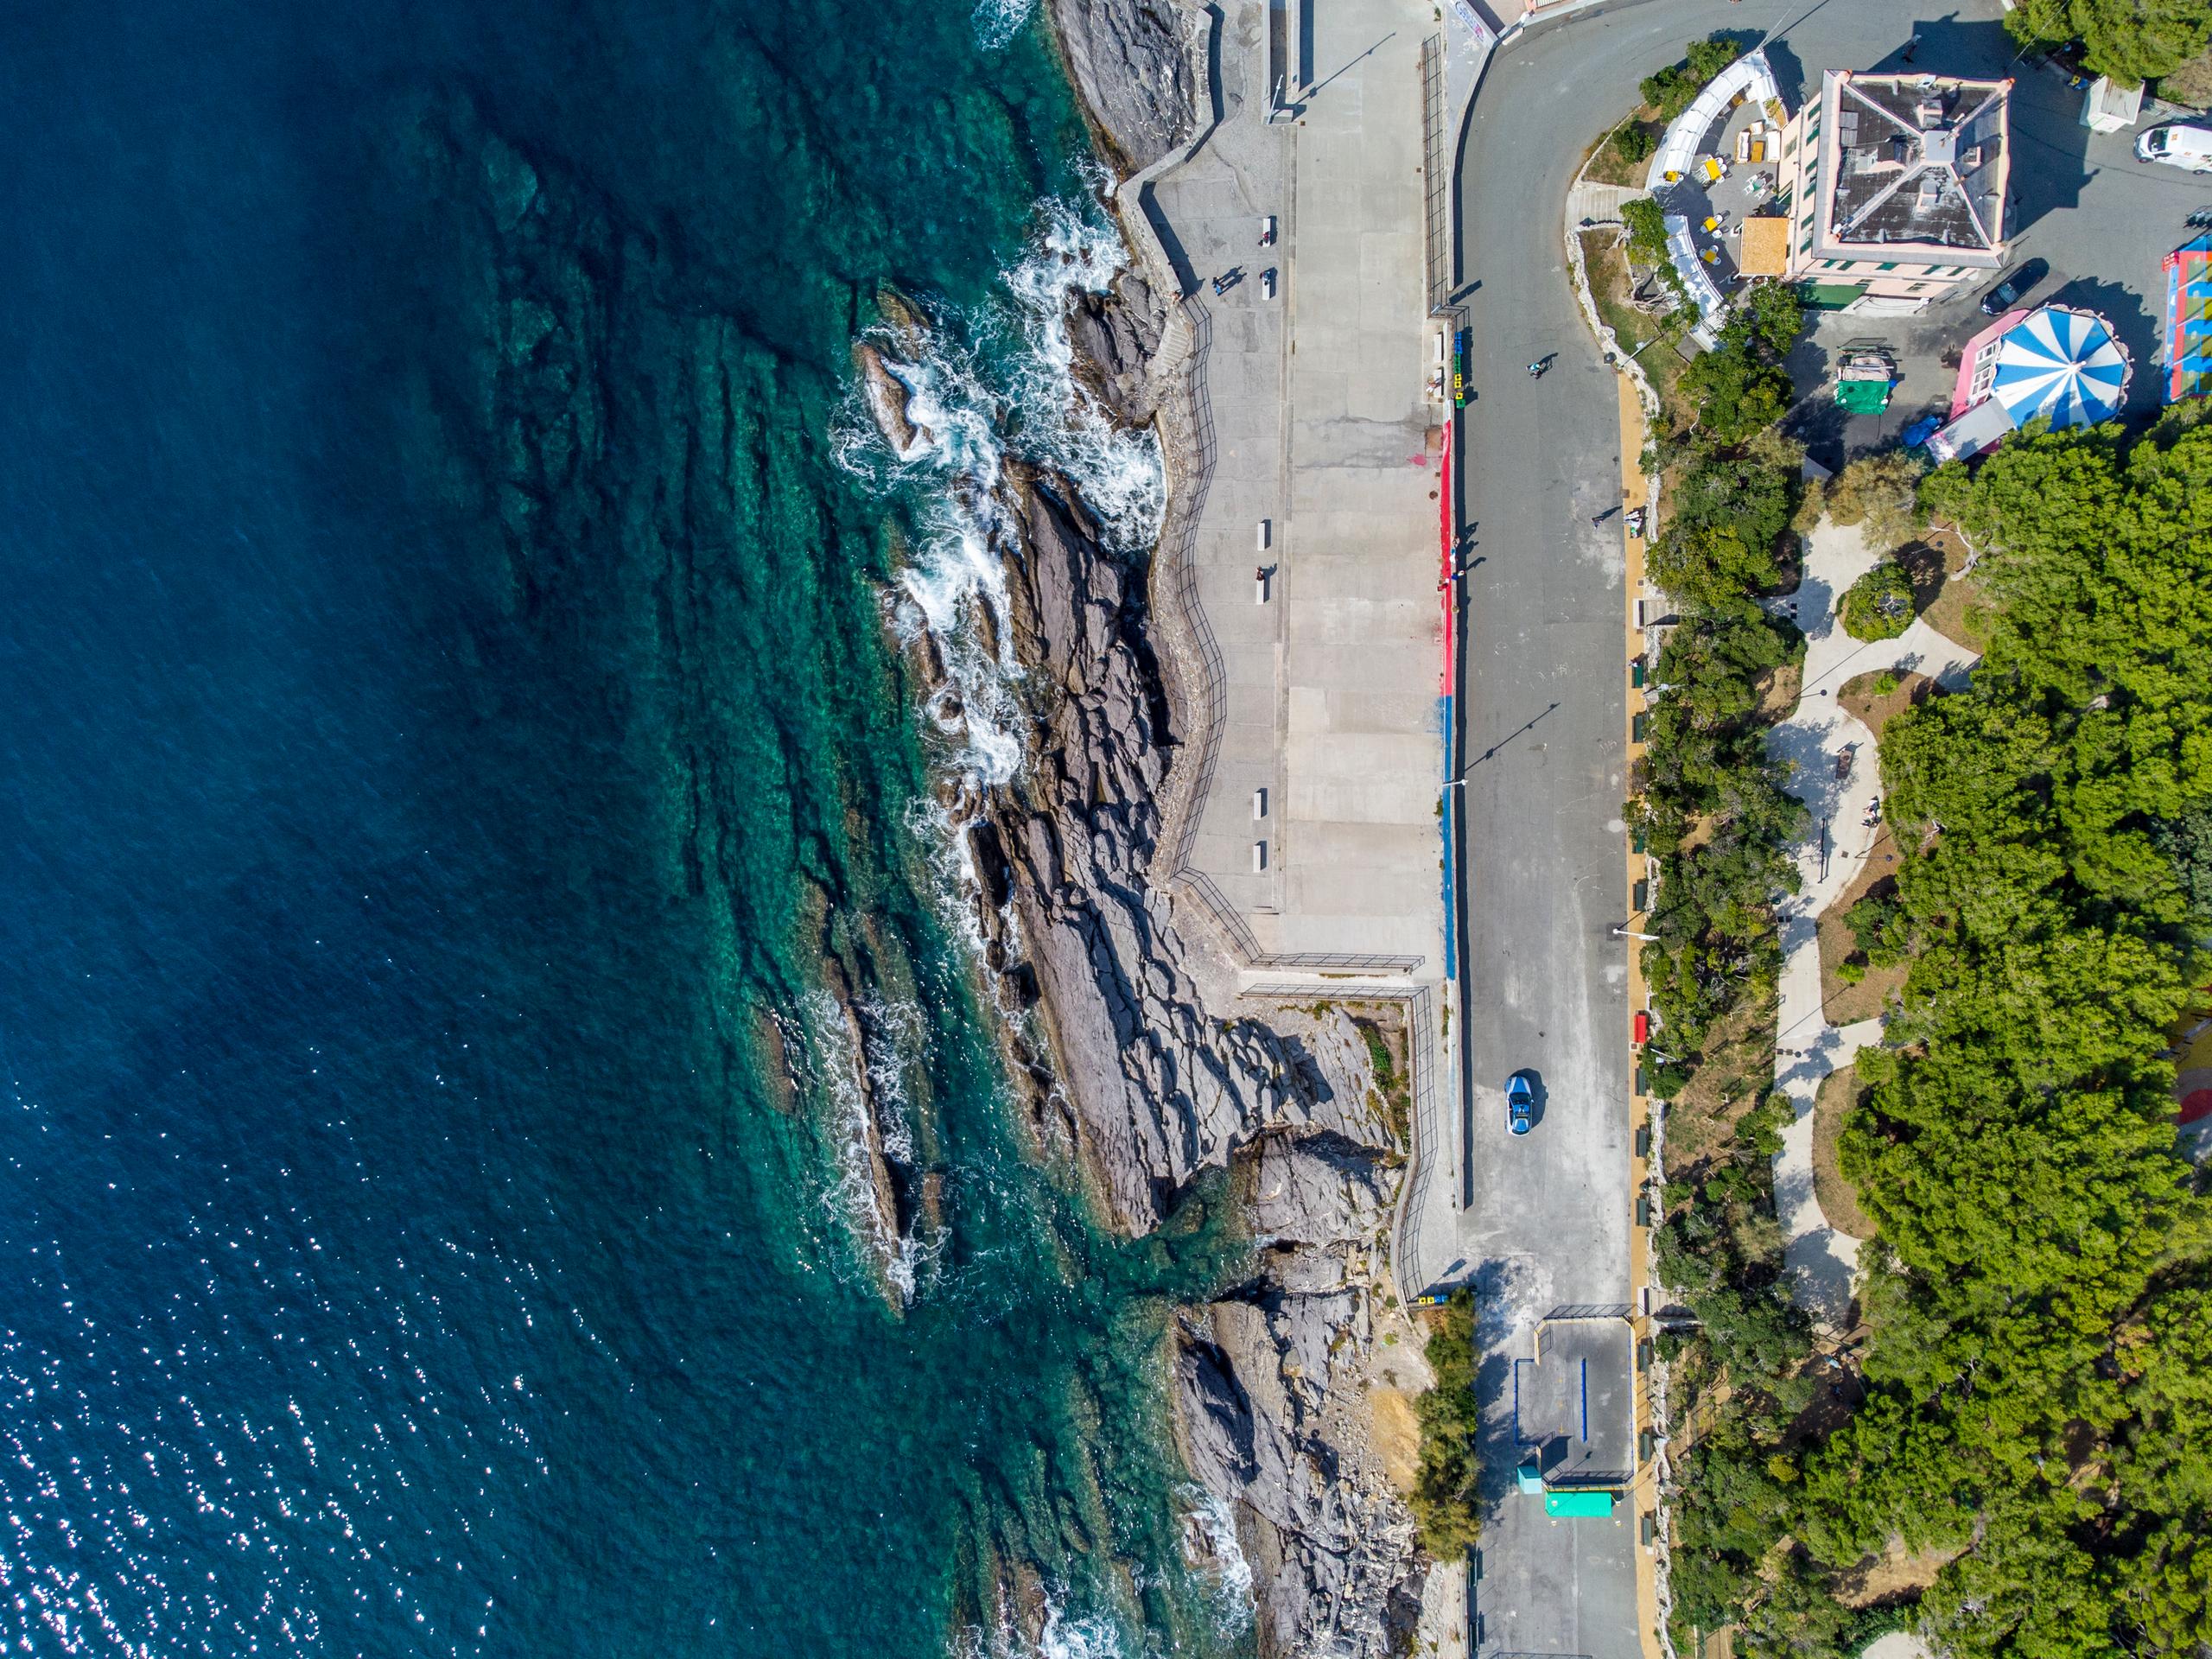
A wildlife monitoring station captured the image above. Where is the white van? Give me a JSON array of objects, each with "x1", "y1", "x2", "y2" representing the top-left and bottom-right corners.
[{"x1": 2138, "y1": 124, "x2": 2212, "y2": 173}]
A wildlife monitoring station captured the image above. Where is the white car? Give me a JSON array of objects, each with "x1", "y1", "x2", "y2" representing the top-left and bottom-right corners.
[{"x1": 2138, "y1": 124, "x2": 2212, "y2": 173}]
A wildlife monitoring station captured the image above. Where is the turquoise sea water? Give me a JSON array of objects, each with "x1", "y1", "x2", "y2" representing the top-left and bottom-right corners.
[{"x1": 0, "y1": 3, "x2": 1250, "y2": 1655}]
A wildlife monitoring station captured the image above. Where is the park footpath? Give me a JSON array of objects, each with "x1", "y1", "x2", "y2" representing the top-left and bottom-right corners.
[{"x1": 1764, "y1": 521, "x2": 1979, "y2": 1325}]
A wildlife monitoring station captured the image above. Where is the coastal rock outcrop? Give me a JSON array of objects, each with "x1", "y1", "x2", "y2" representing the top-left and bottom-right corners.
[
  {"x1": 984, "y1": 467, "x2": 1367, "y2": 1231},
  {"x1": 855, "y1": 12, "x2": 1428, "y2": 1621},
  {"x1": 1176, "y1": 1250, "x2": 1427, "y2": 1659},
  {"x1": 1046, "y1": 0, "x2": 1198, "y2": 174},
  {"x1": 955, "y1": 464, "x2": 1426, "y2": 1655},
  {"x1": 1004, "y1": 14, "x2": 1434, "y2": 1633},
  {"x1": 1067, "y1": 271, "x2": 1170, "y2": 424}
]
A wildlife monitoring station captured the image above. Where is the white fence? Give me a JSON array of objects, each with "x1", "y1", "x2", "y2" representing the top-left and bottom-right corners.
[
  {"x1": 1663, "y1": 214, "x2": 1727, "y2": 323},
  {"x1": 1644, "y1": 50, "x2": 1782, "y2": 191}
]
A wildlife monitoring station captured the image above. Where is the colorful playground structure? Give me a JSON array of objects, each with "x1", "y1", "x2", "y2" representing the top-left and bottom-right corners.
[{"x1": 2163, "y1": 234, "x2": 2212, "y2": 404}]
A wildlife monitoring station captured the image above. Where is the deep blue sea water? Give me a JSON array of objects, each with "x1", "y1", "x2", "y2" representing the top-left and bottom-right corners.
[{"x1": 0, "y1": 3, "x2": 1249, "y2": 1655}]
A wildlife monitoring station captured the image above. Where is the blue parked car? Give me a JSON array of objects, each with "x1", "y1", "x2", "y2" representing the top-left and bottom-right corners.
[{"x1": 1506, "y1": 1072, "x2": 1535, "y2": 1135}]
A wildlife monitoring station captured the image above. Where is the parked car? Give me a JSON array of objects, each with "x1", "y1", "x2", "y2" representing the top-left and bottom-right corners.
[
  {"x1": 1979, "y1": 257, "x2": 2048, "y2": 315},
  {"x1": 1506, "y1": 1072, "x2": 1535, "y2": 1135},
  {"x1": 2139, "y1": 124, "x2": 2212, "y2": 174}
]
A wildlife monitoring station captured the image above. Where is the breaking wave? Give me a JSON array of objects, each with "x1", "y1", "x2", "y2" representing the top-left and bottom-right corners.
[
  {"x1": 973, "y1": 0, "x2": 1037, "y2": 52},
  {"x1": 950, "y1": 1592, "x2": 1130, "y2": 1659},
  {"x1": 801, "y1": 988, "x2": 938, "y2": 1306},
  {"x1": 1182, "y1": 1486, "x2": 1256, "y2": 1637},
  {"x1": 838, "y1": 194, "x2": 1165, "y2": 796}
]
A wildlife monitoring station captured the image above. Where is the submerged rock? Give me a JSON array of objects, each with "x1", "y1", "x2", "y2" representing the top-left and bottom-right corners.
[{"x1": 855, "y1": 340, "x2": 928, "y2": 461}]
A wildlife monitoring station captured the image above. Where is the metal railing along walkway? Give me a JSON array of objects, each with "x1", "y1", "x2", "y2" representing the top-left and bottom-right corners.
[{"x1": 1420, "y1": 34, "x2": 1452, "y2": 315}]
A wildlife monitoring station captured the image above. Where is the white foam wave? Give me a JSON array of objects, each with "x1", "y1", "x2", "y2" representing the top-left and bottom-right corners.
[
  {"x1": 839, "y1": 193, "x2": 1165, "y2": 798},
  {"x1": 1181, "y1": 1486, "x2": 1256, "y2": 1636},
  {"x1": 995, "y1": 200, "x2": 1166, "y2": 548},
  {"x1": 973, "y1": 0, "x2": 1037, "y2": 51},
  {"x1": 803, "y1": 989, "x2": 937, "y2": 1305},
  {"x1": 855, "y1": 990, "x2": 924, "y2": 1165},
  {"x1": 950, "y1": 1593, "x2": 1129, "y2": 1659}
]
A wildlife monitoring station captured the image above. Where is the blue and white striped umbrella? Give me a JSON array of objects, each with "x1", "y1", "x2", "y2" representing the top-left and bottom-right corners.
[{"x1": 1991, "y1": 305, "x2": 2130, "y2": 430}]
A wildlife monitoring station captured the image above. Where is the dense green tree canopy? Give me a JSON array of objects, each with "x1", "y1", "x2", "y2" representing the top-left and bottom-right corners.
[
  {"x1": 1633, "y1": 284, "x2": 1808, "y2": 1071},
  {"x1": 1839, "y1": 559, "x2": 1916, "y2": 641},
  {"x1": 1807, "y1": 422, "x2": 2212, "y2": 1656},
  {"x1": 2005, "y1": 0, "x2": 2212, "y2": 86},
  {"x1": 1652, "y1": 414, "x2": 2212, "y2": 1658}
]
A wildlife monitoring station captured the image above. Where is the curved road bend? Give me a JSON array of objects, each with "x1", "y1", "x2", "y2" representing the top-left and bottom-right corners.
[{"x1": 1446, "y1": 3, "x2": 1999, "y2": 1654}]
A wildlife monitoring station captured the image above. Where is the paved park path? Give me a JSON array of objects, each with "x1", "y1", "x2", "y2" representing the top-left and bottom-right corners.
[{"x1": 1765, "y1": 521, "x2": 1979, "y2": 1325}]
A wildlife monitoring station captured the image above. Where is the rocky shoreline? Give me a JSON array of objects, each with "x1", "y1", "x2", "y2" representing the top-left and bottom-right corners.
[
  {"x1": 976, "y1": 382, "x2": 1428, "y2": 1659},
  {"x1": 856, "y1": 3, "x2": 1435, "y2": 1652}
]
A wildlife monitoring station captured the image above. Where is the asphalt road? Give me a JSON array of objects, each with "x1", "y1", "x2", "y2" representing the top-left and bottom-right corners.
[{"x1": 1445, "y1": 3, "x2": 2032, "y2": 1654}]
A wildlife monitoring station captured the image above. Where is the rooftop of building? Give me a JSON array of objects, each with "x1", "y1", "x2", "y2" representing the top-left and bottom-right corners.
[
  {"x1": 1821, "y1": 69, "x2": 2010, "y2": 256},
  {"x1": 1739, "y1": 214, "x2": 1790, "y2": 276}
]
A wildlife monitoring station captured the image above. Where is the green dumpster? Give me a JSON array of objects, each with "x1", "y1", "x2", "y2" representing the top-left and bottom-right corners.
[
  {"x1": 1834, "y1": 376, "x2": 1893, "y2": 414},
  {"x1": 1834, "y1": 343, "x2": 1898, "y2": 414}
]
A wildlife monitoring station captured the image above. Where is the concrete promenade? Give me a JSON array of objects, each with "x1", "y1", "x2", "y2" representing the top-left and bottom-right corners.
[
  {"x1": 1152, "y1": 0, "x2": 1442, "y2": 965},
  {"x1": 1140, "y1": 0, "x2": 1458, "y2": 1292}
]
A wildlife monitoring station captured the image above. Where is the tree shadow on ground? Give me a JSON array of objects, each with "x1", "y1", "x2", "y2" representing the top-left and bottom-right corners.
[
  {"x1": 1895, "y1": 539, "x2": 1949, "y2": 613},
  {"x1": 1786, "y1": 384, "x2": 1846, "y2": 475}
]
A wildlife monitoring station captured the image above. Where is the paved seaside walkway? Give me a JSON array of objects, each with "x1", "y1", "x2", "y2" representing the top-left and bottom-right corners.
[
  {"x1": 1150, "y1": 0, "x2": 1442, "y2": 967},
  {"x1": 1136, "y1": 0, "x2": 1454, "y2": 1290},
  {"x1": 1765, "y1": 521, "x2": 1978, "y2": 1324}
]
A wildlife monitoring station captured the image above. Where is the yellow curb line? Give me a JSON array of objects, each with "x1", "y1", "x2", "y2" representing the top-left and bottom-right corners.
[{"x1": 1616, "y1": 371, "x2": 1668, "y2": 1659}]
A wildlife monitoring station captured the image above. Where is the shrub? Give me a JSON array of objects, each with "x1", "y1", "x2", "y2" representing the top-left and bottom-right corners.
[
  {"x1": 1871, "y1": 670, "x2": 1900, "y2": 696},
  {"x1": 1840, "y1": 560, "x2": 1915, "y2": 641},
  {"x1": 1836, "y1": 957, "x2": 1868, "y2": 984},
  {"x1": 1612, "y1": 121, "x2": 1658, "y2": 164},
  {"x1": 1640, "y1": 34, "x2": 1745, "y2": 119},
  {"x1": 1408, "y1": 1288, "x2": 1481, "y2": 1556},
  {"x1": 1843, "y1": 880, "x2": 1910, "y2": 969},
  {"x1": 1621, "y1": 195, "x2": 1688, "y2": 306}
]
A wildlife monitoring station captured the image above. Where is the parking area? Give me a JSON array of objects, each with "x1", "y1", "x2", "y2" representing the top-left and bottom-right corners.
[
  {"x1": 1512, "y1": 1317, "x2": 1637, "y2": 1487},
  {"x1": 1770, "y1": 18, "x2": 2212, "y2": 465}
]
